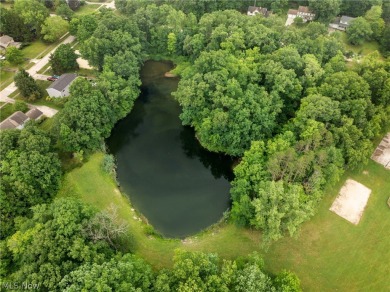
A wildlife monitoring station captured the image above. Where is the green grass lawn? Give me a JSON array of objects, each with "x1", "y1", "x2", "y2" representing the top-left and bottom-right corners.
[
  {"x1": 58, "y1": 151, "x2": 390, "y2": 289},
  {"x1": 264, "y1": 160, "x2": 390, "y2": 291},
  {"x1": 74, "y1": 4, "x2": 101, "y2": 16},
  {"x1": 0, "y1": 69, "x2": 15, "y2": 90},
  {"x1": 339, "y1": 32, "x2": 382, "y2": 57},
  {"x1": 0, "y1": 103, "x2": 15, "y2": 121}
]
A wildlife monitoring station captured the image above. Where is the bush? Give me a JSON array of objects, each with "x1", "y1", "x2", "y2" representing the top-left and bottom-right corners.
[
  {"x1": 12, "y1": 100, "x2": 28, "y2": 112},
  {"x1": 102, "y1": 154, "x2": 116, "y2": 175}
]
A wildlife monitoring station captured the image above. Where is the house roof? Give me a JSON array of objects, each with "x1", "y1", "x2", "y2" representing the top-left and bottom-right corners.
[
  {"x1": 48, "y1": 73, "x2": 77, "y2": 92},
  {"x1": 26, "y1": 108, "x2": 43, "y2": 120},
  {"x1": 248, "y1": 6, "x2": 268, "y2": 14},
  {"x1": 288, "y1": 9, "x2": 298, "y2": 15},
  {"x1": 298, "y1": 6, "x2": 313, "y2": 14},
  {"x1": 0, "y1": 35, "x2": 14, "y2": 45},
  {"x1": 0, "y1": 111, "x2": 29, "y2": 130}
]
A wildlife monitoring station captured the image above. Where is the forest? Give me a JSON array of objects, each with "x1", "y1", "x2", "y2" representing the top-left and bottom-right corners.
[{"x1": 1, "y1": 0, "x2": 389, "y2": 290}]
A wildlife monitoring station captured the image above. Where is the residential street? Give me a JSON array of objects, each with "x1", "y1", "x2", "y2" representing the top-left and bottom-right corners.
[{"x1": 0, "y1": 34, "x2": 75, "y2": 117}]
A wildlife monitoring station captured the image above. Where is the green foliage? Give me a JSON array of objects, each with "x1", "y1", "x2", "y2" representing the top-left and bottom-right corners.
[
  {"x1": 274, "y1": 270, "x2": 302, "y2": 292},
  {"x1": 14, "y1": 70, "x2": 43, "y2": 101},
  {"x1": 4, "y1": 198, "x2": 114, "y2": 290},
  {"x1": 12, "y1": 100, "x2": 28, "y2": 112},
  {"x1": 0, "y1": 125, "x2": 61, "y2": 238},
  {"x1": 0, "y1": 8, "x2": 34, "y2": 42},
  {"x1": 60, "y1": 253, "x2": 154, "y2": 291},
  {"x1": 14, "y1": 0, "x2": 49, "y2": 35},
  {"x1": 41, "y1": 15, "x2": 69, "y2": 42},
  {"x1": 57, "y1": 78, "x2": 114, "y2": 152},
  {"x1": 5, "y1": 47, "x2": 24, "y2": 65},
  {"x1": 101, "y1": 154, "x2": 116, "y2": 175},
  {"x1": 69, "y1": 15, "x2": 97, "y2": 41},
  {"x1": 347, "y1": 17, "x2": 373, "y2": 45},
  {"x1": 309, "y1": 0, "x2": 341, "y2": 22},
  {"x1": 167, "y1": 32, "x2": 177, "y2": 55},
  {"x1": 56, "y1": 3, "x2": 74, "y2": 20},
  {"x1": 364, "y1": 5, "x2": 385, "y2": 41},
  {"x1": 174, "y1": 49, "x2": 282, "y2": 156},
  {"x1": 49, "y1": 44, "x2": 79, "y2": 74}
]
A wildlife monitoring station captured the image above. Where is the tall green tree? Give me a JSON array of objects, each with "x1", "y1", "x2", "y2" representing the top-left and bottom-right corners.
[
  {"x1": 364, "y1": 5, "x2": 385, "y2": 41},
  {"x1": 347, "y1": 17, "x2": 373, "y2": 45},
  {"x1": 4, "y1": 198, "x2": 114, "y2": 290},
  {"x1": 0, "y1": 8, "x2": 34, "y2": 42},
  {"x1": 41, "y1": 16, "x2": 69, "y2": 42},
  {"x1": 0, "y1": 125, "x2": 61, "y2": 238},
  {"x1": 5, "y1": 47, "x2": 24, "y2": 65},
  {"x1": 57, "y1": 78, "x2": 114, "y2": 152},
  {"x1": 309, "y1": 0, "x2": 341, "y2": 22},
  {"x1": 14, "y1": 70, "x2": 43, "y2": 101},
  {"x1": 174, "y1": 49, "x2": 282, "y2": 156},
  {"x1": 56, "y1": 4, "x2": 74, "y2": 20},
  {"x1": 49, "y1": 44, "x2": 79, "y2": 74},
  {"x1": 60, "y1": 254, "x2": 154, "y2": 291},
  {"x1": 14, "y1": 0, "x2": 49, "y2": 35}
]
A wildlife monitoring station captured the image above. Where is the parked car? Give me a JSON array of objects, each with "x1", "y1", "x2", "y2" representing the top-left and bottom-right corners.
[
  {"x1": 52, "y1": 75, "x2": 60, "y2": 79},
  {"x1": 47, "y1": 76, "x2": 56, "y2": 81}
]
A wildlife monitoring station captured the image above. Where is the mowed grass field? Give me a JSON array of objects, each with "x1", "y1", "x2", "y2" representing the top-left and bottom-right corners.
[
  {"x1": 264, "y1": 160, "x2": 390, "y2": 291},
  {"x1": 58, "y1": 152, "x2": 390, "y2": 290}
]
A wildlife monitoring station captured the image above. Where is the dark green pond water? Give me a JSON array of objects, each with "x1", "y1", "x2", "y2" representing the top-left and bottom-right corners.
[{"x1": 107, "y1": 61, "x2": 234, "y2": 238}]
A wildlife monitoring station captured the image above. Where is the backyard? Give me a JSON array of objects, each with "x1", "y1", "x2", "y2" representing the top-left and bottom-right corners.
[{"x1": 58, "y1": 149, "x2": 390, "y2": 291}]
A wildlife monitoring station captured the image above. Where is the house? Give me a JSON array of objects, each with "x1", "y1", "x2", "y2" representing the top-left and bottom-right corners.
[
  {"x1": 46, "y1": 73, "x2": 77, "y2": 98},
  {"x1": 0, "y1": 35, "x2": 22, "y2": 49},
  {"x1": 247, "y1": 6, "x2": 269, "y2": 17},
  {"x1": 329, "y1": 16, "x2": 355, "y2": 31},
  {"x1": 0, "y1": 108, "x2": 43, "y2": 130},
  {"x1": 286, "y1": 6, "x2": 315, "y2": 26}
]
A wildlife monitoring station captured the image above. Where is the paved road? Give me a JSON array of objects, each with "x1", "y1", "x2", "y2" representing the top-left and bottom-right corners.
[
  {"x1": 0, "y1": 34, "x2": 75, "y2": 117},
  {"x1": 85, "y1": 0, "x2": 116, "y2": 10}
]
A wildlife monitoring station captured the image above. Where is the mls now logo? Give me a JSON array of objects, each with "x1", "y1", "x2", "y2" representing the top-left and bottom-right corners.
[{"x1": 2, "y1": 282, "x2": 40, "y2": 290}]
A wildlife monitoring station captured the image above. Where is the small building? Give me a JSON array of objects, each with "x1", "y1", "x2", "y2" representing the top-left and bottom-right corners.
[
  {"x1": 0, "y1": 111, "x2": 29, "y2": 130},
  {"x1": 286, "y1": 6, "x2": 315, "y2": 26},
  {"x1": 247, "y1": 6, "x2": 269, "y2": 17},
  {"x1": 329, "y1": 15, "x2": 355, "y2": 31},
  {"x1": 46, "y1": 73, "x2": 77, "y2": 98},
  {"x1": 0, "y1": 35, "x2": 22, "y2": 49},
  {"x1": 0, "y1": 108, "x2": 43, "y2": 130}
]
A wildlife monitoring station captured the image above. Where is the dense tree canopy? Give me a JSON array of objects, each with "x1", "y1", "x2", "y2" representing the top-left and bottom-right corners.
[
  {"x1": 49, "y1": 44, "x2": 79, "y2": 74},
  {"x1": 41, "y1": 16, "x2": 69, "y2": 42},
  {"x1": 0, "y1": 125, "x2": 61, "y2": 238},
  {"x1": 14, "y1": 70, "x2": 43, "y2": 101},
  {"x1": 14, "y1": 0, "x2": 49, "y2": 35}
]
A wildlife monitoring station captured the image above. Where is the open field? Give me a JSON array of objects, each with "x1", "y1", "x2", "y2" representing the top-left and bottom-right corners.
[
  {"x1": 58, "y1": 151, "x2": 390, "y2": 290},
  {"x1": 339, "y1": 32, "x2": 382, "y2": 57},
  {"x1": 264, "y1": 160, "x2": 390, "y2": 291},
  {"x1": 74, "y1": 4, "x2": 101, "y2": 16},
  {"x1": 0, "y1": 103, "x2": 14, "y2": 121}
]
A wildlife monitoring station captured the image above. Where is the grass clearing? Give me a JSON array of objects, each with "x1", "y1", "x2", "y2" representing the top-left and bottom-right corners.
[
  {"x1": 58, "y1": 152, "x2": 390, "y2": 290},
  {"x1": 339, "y1": 32, "x2": 382, "y2": 57},
  {"x1": 0, "y1": 103, "x2": 14, "y2": 121},
  {"x1": 74, "y1": 4, "x2": 101, "y2": 16},
  {"x1": 264, "y1": 160, "x2": 390, "y2": 291}
]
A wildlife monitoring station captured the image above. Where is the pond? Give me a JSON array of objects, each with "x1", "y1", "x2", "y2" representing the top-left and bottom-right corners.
[{"x1": 107, "y1": 61, "x2": 234, "y2": 238}]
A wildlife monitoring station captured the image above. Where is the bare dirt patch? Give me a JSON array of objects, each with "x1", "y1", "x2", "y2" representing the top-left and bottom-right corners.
[
  {"x1": 329, "y1": 179, "x2": 372, "y2": 225},
  {"x1": 371, "y1": 133, "x2": 390, "y2": 169}
]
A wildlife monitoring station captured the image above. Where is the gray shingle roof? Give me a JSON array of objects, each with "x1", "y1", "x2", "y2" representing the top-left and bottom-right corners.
[
  {"x1": 0, "y1": 111, "x2": 29, "y2": 130},
  {"x1": 26, "y1": 108, "x2": 43, "y2": 120},
  {"x1": 48, "y1": 73, "x2": 77, "y2": 91},
  {"x1": 340, "y1": 15, "x2": 355, "y2": 25}
]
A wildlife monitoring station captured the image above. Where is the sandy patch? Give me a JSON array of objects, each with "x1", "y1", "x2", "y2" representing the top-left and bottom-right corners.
[
  {"x1": 75, "y1": 50, "x2": 93, "y2": 70},
  {"x1": 329, "y1": 179, "x2": 371, "y2": 225},
  {"x1": 371, "y1": 133, "x2": 390, "y2": 169}
]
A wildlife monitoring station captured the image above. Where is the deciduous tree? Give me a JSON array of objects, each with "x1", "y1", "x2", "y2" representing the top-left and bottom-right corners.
[
  {"x1": 41, "y1": 16, "x2": 69, "y2": 42},
  {"x1": 49, "y1": 44, "x2": 79, "y2": 74}
]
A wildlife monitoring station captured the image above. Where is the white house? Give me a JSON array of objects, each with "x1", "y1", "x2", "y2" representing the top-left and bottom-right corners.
[
  {"x1": 329, "y1": 15, "x2": 355, "y2": 31},
  {"x1": 247, "y1": 6, "x2": 269, "y2": 17},
  {"x1": 286, "y1": 6, "x2": 316, "y2": 26},
  {"x1": 0, "y1": 35, "x2": 21, "y2": 49},
  {"x1": 46, "y1": 73, "x2": 77, "y2": 98}
]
